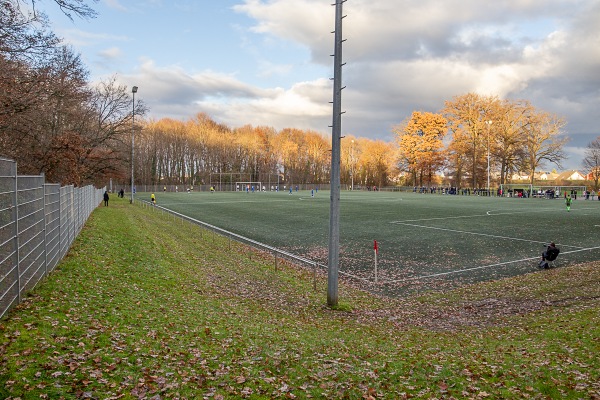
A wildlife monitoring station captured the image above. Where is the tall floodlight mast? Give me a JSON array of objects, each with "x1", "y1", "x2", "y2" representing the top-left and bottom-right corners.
[
  {"x1": 130, "y1": 86, "x2": 138, "y2": 204},
  {"x1": 328, "y1": 0, "x2": 346, "y2": 307}
]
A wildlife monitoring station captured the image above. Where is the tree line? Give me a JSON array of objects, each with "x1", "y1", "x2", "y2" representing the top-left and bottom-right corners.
[
  {"x1": 136, "y1": 93, "x2": 570, "y2": 189},
  {"x1": 136, "y1": 115, "x2": 395, "y2": 188}
]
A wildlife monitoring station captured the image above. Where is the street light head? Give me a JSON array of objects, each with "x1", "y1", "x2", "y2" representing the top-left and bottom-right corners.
[{"x1": 132, "y1": 86, "x2": 138, "y2": 93}]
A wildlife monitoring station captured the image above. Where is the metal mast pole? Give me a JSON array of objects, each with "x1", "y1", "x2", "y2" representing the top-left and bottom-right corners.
[
  {"x1": 485, "y1": 120, "x2": 492, "y2": 196},
  {"x1": 351, "y1": 139, "x2": 354, "y2": 191},
  {"x1": 328, "y1": 0, "x2": 345, "y2": 307},
  {"x1": 130, "y1": 86, "x2": 138, "y2": 204}
]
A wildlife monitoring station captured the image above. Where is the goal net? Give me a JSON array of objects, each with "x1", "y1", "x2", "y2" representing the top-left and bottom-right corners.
[
  {"x1": 498, "y1": 183, "x2": 533, "y2": 198},
  {"x1": 235, "y1": 182, "x2": 263, "y2": 192}
]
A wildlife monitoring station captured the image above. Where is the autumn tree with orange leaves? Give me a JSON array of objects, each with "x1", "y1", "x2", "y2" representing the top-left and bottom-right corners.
[
  {"x1": 443, "y1": 93, "x2": 499, "y2": 189},
  {"x1": 442, "y1": 93, "x2": 567, "y2": 188},
  {"x1": 395, "y1": 111, "x2": 448, "y2": 186},
  {"x1": 131, "y1": 115, "x2": 400, "y2": 189}
]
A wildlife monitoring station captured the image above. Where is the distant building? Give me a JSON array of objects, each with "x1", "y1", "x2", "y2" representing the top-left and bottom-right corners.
[
  {"x1": 555, "y1": 170, "x2": 586, "y2": 181},
  {"x1": 534, "y1": 171, "x2": 559, "y2": 181},
  {"x1": 511, "y1": 173, "x2": 530, "y2": 181}
]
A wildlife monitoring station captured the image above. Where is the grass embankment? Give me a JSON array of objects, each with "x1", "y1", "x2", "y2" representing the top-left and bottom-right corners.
[{"x1": 1, "y1": 197, "x2": 599, "y2": 399}]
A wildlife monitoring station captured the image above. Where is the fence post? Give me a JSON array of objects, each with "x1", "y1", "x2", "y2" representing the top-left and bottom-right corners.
[
  {"x1": 313, "y1": 262, "x2": 317, "y2": 291},
  {"x1": 274, "y1": 252, "x2": 278, "y2": 271},
  {"x1": 43, "y1": 184, "x2": 48, "y2": 277},
  {"x1": 374, "y1": 240, "x2": 378, "y2": 284},
  {"x1": 12, "y1": 162, "x2": 20, "y2": 303},
  {"x1": 58, "y1": 187, "x2": 62, "y2": 261}
]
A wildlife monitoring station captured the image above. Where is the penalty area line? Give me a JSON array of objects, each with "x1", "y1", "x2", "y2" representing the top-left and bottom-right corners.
[
  {"x1": 390, "y1": 222, "x2": 585, "y2": 249},
  {"x1": 379, "y1": 245, "x2": 600, "y2": 284}
]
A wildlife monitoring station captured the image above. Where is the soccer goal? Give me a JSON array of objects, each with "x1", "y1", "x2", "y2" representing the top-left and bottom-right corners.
[
  {"x1": 499, "y1": 183, "x2": 533, "y2": 198},
  {"x1": 235, "y1": 182, "x2": 263, "y2": 192}
]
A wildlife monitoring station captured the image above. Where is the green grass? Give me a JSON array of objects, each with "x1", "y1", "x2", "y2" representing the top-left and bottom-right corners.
[
  {"x1": 1, "y1": 196, "x2": 599, "y2": 399},
  {"x1": 144, "y1": 190, "x2": 600, "y2": 295}
]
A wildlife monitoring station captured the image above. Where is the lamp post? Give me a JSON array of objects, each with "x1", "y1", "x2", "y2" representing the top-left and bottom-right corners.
[
  {"x1": 485, "y1": 120, "x2": 493, "y2": 196},
  {"x1": 351, "y1": 139, "x2": 354, "y2": 191},
  {"x1": 130, "y1": 86, "x2": 138, "y2": 204}
]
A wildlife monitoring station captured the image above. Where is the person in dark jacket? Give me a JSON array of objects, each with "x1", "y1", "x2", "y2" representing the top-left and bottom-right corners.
[
  {"x1": 539, "y1": 242, "x2": 560, "y2": 269},
  {"x1": 103, "y1": 191, "x2": 109, "y2": 206}
]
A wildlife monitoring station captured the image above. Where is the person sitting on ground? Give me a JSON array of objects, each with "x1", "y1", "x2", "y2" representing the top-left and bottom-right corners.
[{"x1": 539, "y1": 242, "x2": 560, "y2": 269}]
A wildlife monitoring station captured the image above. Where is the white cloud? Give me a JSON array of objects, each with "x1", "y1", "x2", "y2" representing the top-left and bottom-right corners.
[
  {"x1": 203, "y1": 79, "x2": 331, "y2": 132},
  {"x1": 98, "y1": 47, "x2": 123, "y2": 60},
  {"x1": 56, "y1": 28, "x2": 130, "y2": 48},
  {"x1": 109, "y1": 60, "x2": 330, "y2": 132},
  {"x1": 102, "y1": 0, "x2": 128, "y2": 12},
  {"x1": 256, "y1": 60, "x2": 293, "y2": 79}
]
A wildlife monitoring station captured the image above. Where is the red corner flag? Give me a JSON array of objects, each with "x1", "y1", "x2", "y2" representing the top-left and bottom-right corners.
[{"x1": 374, "y1": 240, "x2": 378, "y2": 254}]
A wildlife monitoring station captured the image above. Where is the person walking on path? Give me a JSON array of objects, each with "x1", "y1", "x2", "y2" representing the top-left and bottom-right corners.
[{"x1": 103, "y1": 191, "x2": 109, "y2": 206}]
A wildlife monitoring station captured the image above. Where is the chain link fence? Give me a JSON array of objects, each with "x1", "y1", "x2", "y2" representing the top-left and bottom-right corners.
[{"x1": 0, "y1": 158, "x2": 104, "y2": 319}]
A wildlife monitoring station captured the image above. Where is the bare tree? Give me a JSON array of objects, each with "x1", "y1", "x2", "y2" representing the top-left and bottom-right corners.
[
  {"x1": 521, "y1": 110, "x2": 568, "y2": 185},
  {"x1": 75, "y1": 76, "x2": 148, "y2": 185},
  {"x1": 583, "y1": 137, "x2": 600, "y2": 190},
  {"x1": 26, "y1": 0, "x2": 97, "y2": 20},
  {"x1": 0, "y1": 1, "x2": 59, "y2": 59},
  {"x1": 1, "y1": 0, "x2": 96, "y2": 59}
]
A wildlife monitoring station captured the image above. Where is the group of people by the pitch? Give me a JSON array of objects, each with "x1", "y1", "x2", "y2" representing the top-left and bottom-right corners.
[{"x1": 413, "y1": 186, "x2": 497, "y2": 196}]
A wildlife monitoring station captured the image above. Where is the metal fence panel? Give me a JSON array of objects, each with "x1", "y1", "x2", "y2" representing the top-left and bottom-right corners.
[
  {"x1": 0, "y1": 159, "x2": 104, "y2": 319},
  {"x1": 59, "y1": 186, "x2": 71, "y2": 260},
  {"x1": 17, "y1": 176, "x2": 45, "y2": 294},
  {"x1": 0, "y1": 159, "x2": 18, "y2": 317},
  {"x1": 45, "y1": 184, "x2": 61, "y2": 273}
]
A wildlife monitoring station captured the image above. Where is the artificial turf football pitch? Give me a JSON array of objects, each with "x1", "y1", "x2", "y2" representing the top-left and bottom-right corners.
[{"x1": 139, "y1": 190, "x2": 600, "y2": 296}]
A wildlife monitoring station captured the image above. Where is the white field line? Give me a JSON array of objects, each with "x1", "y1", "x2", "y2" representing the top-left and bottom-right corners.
[
  {"x1": 158, "y1": 199, "x2": 295, "y2": 206},
  {"x1": 390, "y1": 207, "x2": 559, "y2": 224},
  {"x1": 379, "y1": 245, "x2": 600, "y2": 284},
  {"x1": 339, "y1": 270, "x2": 369, "y2": 281},
  {"x1": 391, "y1": 222, "x2": 585, "y2": 249},
  {"x1": 391, "y1": 206, "x2": 600, "y2": 224}
]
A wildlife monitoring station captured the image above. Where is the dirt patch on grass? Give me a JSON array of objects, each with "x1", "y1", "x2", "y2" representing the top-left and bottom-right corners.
[{"x1": 352, "y1": 263, "x2": 600, "y2": 331}]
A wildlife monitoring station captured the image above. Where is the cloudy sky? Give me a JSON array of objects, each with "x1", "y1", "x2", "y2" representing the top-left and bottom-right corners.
[{"x1": 44, "y1": 0, "x2": 600, "y2": 170}]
